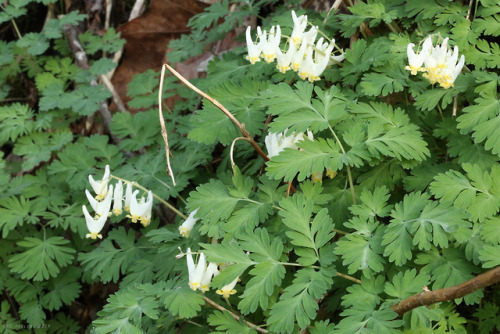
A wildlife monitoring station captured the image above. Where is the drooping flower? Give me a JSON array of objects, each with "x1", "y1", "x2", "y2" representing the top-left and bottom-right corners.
[
  {"x1": 246, "y1": 26, "x2": 262, "y2": 64},
  {"x1": 88, "y1": 165, "x2": 111, "y2": 200},
  {"x1": 179, "y1": 208, "x2": 199, "y2": 238},
  {"x1": 127, "y1": 190, "x2": 153, "y2": 226},
  {"x1": 200, "y1": 262, "x2": 219, "y2": 292},
  {"x1": 261, "y1": 25, "x2": 281, "y2": 64},
  {"x1": 216, "y1": 276, "x2": 239, "y2": 298},
  {"x1": 298, "y1": 38, "x2": 334, "y2": 82},
  {"x1": 124, "y1": 182, "x2": 133, "y2": 213},
  {"x1": 112, "y1": 180, "x2": 123, "y2": 216},
  {"x1": 186, "y1": 249, "x2": 207, "y2": 291},
  {"x1": 83, "y1": 204, "x2": 108, "y2": 239},
  {"x1": 85, "y1": 185, "x2": 113, "y2": 217},
  {"x1": 276, "y1": 41, "x2": 296, "y2": 73},
  {"x1": 406, "y1": 36, "x2": 465, "y2": 89},
  {"x1": 405, "y1": 36, "x2": 432, "y2": 75},
  {"x1": 290, "y1": 10, "x2": 308, "y2": 46},
  {"x1": 311, "y1": 172, "x2": 323, "y2": 183},
  {"x1": 265, "y1": 130, "x2": 313, "y2": 158},
  {"x1": 326, "y1": 169, "x2": 337, "y2": 179}
]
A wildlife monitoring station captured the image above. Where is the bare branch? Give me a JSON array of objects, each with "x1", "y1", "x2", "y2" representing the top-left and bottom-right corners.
[
  {"x1": 392, "y1": 266, "x2": 500, "y2": 316},
  {"x1": 158, "y1": 64, "x2": 176, "y2": 186},
  {"x1": 163, "y1": 63, "x2": 270, "y2": 162},
  {"x1": 63, "y1": 24, "x2": 120, "y2": 143}
]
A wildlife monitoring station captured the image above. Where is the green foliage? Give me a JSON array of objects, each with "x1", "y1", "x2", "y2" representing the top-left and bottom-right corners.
[
  {"x1": 1, "y1": 0, "x2": 499, "y2": 333},
  {"x1": 9, "y1": 236, "x2": 75, "y2": 281}
]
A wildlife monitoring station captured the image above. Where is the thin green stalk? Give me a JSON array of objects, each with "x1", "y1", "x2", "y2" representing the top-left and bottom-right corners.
[
  {"x1": 110, "y1": 175, "x2": 187, "y2": 220},
  {"x1": 10, "y1": 18, "x2": 22, "y2": 39},
  {"x1": 327, "y1": 124, "x2": 357, "y2": 204}
]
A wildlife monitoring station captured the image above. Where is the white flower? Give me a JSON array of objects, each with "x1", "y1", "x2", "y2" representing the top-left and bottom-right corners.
[
  {"x1": 200, "y1": 262, "x2": 219, "y2": 292},
  {"x1": 291, "y1": 40, "x2": 309, "y2": 72},
  {"x1": 261, "y1": 25, "x2": 281, "y2": 64},
  {"x1": 83, "y1": 204, "x2": 108, "y2": 239},
  {"x1": 265, "y1": 130, "x2": 312, "y2": 158},
  {"x1": 246, "y1": 26, "x2": 262, "y2": 64},
  {"x1": 405, "y1": 36, "x2": 432, "y2": 75},
  {"x1": 179, "y1": 208, "x2": 199, "y2": 238},
  {"x1": 298, "y1": 38, "x2": 333, "y2": 82},
  {"x1": 276, "y1": 40, "x2": 297, "y2": 73},
  {"x1": 85, "y1": 185, "x2": 113, "y2": 217},
  {"x1": 186, "y1": 248, "x2": 207, "y2": 291},
  {"x1": 127, "y1": 190, "x2": 153, "y2": 226},
  {"x1": 88, "y1": 165, "x2": 111, "y2": 200},
  {"x1": 216, "y1": 276, "x2": 239, "y2": 298},
  {"x1": 301, "y1": 25, "x2": 318, "y2": 49},
  {"x1": 112, "y1": 180, "x2": 123, "y2": 216},
  {"x1": 420, "y1": 37, "x2": 465, "y2": 89},
  {"x1": 290, "y1": 10, "x2": 308, "y2": 46},
  {"x1": 124, "y1": 182, "x2": 133, "y2": 213}
]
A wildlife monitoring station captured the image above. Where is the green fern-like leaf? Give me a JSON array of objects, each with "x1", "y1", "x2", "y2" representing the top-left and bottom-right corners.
[{"x1": 9, "y1": 236, "x2": 75, "y2": 281}]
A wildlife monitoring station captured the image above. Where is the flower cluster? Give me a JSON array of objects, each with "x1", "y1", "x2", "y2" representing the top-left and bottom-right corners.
[
  {"x1": 406, "y1": 36, "x2": 465, "y2": 89},
  {"x1": 83, "y1": 165, "x2": 153, "y2": 239},
  {"x1": 186, "y1": 249, "x2": 239, "y2": 297},
  {"x1": 246, "y1": 10, "x2": 344, "y2": 82}
]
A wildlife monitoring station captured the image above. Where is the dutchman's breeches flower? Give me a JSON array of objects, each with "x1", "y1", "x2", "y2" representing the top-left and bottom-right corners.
[
  {"x1": 261, "y1": 25, "x2": 281, "y2": 64},
  {"x1": 112, "y1": 180, "x2": 123, "y2": 216},
  {"x1": 216, "y1": 276, "x2": 239, "y2": 298},
  {"x1": 83, "y1": 205, "x2": 108, "y2": 239},
  {"x1": 85, "y1": 186, "x2": 113, "y2": 217},
  {"x1": 290, "y1": 10, "x2": 308, "y2": 46},
  {"x1": 406, "y1": 35, "x2": 464, "y2": 89},
  {"x1": 127, "y1": 190, "x2": 153, "y2": 226},
  {"x1": 246, "y1": 26, "x2": 262, "y2": 64},
  {"x1": 179, "y1": 208, "x2": 200, "y2": 238},
  {"x1": 265, "y1": 129, "x2": 313, "y2": 158},
  {"x1": 88, "y1": 165, "x2": 111, "y2": 200},
  {"x1": 187, "y1": 249, "x2": 207, "y2": 291}
]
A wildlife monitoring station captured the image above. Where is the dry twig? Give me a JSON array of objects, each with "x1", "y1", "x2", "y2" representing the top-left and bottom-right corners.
[
  {"x1": 158, "y1": 64, "x2": 176, "y2": 186},
  {"x1": 392, "y1": 266, "x2": 500, "y2": 316},
  {"x1": 163, "y1": 63, "x2": 269, "y2": 162},
  {"x1": 63, "y1": 24, "x2": 120, "y2": 143}
]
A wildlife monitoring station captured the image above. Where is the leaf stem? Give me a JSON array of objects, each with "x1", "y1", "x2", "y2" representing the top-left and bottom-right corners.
[
  {"x1": 110, "y1": 175, "x2": 187, "y2": 220},
  {"x1": 337, "y1": 272, "x2": 361, "y2": 284},
  {"x1": 327, "y1": 124, "x2": 356, "y2": 204},
  {"x1": 203, "y1": 296, "x2": 268, "y2": 333}
]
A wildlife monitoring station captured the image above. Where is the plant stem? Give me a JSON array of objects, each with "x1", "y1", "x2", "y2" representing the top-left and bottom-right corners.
[
  {"x1": 327, "y1": 124, "x2": 356, "y2": 204},
  {"x1": 203, "y1": 296, "x2": 268, "y2": 333},
  {"x1": 337, "y1": 272, "x2": 361, "y2": 284},
  {"x1": 110, "y1": 175, "x2": 187, "y2": 220}
]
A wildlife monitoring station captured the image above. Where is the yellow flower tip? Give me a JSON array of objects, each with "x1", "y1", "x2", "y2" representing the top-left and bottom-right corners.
[
  {"x1": 140, "y1": 219, "x2": 150, "y2": 227},
  {"x1": 326, "y1": 169, "x2": 337, "y2": 179},
  {"x1": 308, "y1": 76, "x2": 320, "y2": 82},
  {"x1": 179, "y1": 227, "x2": 190, "y2": 238},
  {"x1": 124, "y1": 206, "x2": 130, "y2": 213},
  {"x1": 298, "y1": 71, "x2": 309, "y2": 80},
  {"x1": 246, "y1": 56, "x2": 260, "y2": 65},
  {"x1": 216, "y1": 288, "x2": 237, "y2": 299},
  {"x1": 189, "y1": 282, "x2": 200, "y2": 291},
  {"x1": 86, "y1": 232, "x2": 102, "y2": 240},
  {"x1": 262, "y1": 54, "x2": 276, "y2": 63},
  {"x1": 311, "y1": 172, "x2": 323, "y2": 183},
  {"x1": 276, "y1": 65, "x2": 290, "y2": 74},
  {"x1": 292, "y1": 37, "x2": 300, "y2": 46},
  {"x1": 95, "y1": 194, "x2": 105, "y2": 201},
  {"x1": 200, "y1": 285, "x2": 210, "y2": 293},
  {"x1": 127, "y1": 214, "x2": 140, "y2": 223},
  {"x1": 291, "y1": 63, "x2": 300, "y2": 72},
  {"x1": 113, "y1": 209, "x2": 122, "y2": 216}
]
